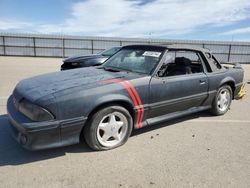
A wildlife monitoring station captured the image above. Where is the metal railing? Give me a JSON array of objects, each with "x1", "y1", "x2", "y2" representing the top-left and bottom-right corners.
[{"x1": 0, "y1": 33, "x2": 250, "y2": 63}]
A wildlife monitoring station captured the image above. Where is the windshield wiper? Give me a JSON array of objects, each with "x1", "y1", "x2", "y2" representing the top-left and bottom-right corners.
[
  {"x1": 118, "y1": 67, "x2": 133, "y2": 73},
  {"x1": 103, "y1": 66, "x2": 145, "y2": 74},
  {"x1": 103, "y1": 67, "x2": 120, "y2": 72}
]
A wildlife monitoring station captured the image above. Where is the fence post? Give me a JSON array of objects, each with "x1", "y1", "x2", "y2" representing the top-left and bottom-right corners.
[
  {"x1": 91, "y1": 40, "x2": 94, "y2": 54},
  {"x1": 3, "y1": 36, "x2": 6, "y2": 56},
  {"x1": 62, "y1": 38, "x2": 65, "y2": 58},
  {"x1": 228, "y1": 44, "x2": 232, "y2": 62},
  {"x1": 33, "y1": 37, "x2": 36, "y2": 57},
  {"x1": 120, "y1": 41, "x2": 122, "y2": 46}
]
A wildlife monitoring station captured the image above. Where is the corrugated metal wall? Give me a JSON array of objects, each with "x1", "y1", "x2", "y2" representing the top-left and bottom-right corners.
[{"x1": 0, "y1": 33, "x2": 250, "y2": 63}]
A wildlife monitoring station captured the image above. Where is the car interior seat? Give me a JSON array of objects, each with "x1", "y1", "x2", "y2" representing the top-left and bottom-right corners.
[{"x1": 166, "y1": 57, "x2": 192, "y2": 76}]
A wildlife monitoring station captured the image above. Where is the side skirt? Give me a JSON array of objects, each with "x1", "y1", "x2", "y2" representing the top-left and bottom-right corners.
[{"x1": 145, "y1": 106, "x2": 211, "y2": 127}]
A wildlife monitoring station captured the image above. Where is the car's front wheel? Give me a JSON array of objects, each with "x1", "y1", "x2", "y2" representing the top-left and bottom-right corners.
[
  {"x1": 210, "y1": 85, "x2": 232, "y2": 116},
  {"x1": 84, "y1": 105, "x2": 133, "y2": 151}
]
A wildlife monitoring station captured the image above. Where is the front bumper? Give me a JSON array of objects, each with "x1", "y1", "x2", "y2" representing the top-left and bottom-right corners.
[{"x1": 7, "y1": 95, "x2": 88, "y2": 150}]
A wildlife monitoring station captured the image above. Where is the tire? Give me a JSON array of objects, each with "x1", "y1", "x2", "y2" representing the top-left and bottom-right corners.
[
  {"x1": 210, "y1": 85, "x2": 232, "y2": 116},
  {"x1": 84, "y1": 105, "x2": 133, "y2": 151}
]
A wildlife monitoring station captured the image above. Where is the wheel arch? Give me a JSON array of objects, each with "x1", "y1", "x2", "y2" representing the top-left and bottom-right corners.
[
  {"x1": 219, "y1": 77, "x2": 236, "y2": 99},
  {"x1": 87, "y1": 100, "x2": 135, "y2": 122}
]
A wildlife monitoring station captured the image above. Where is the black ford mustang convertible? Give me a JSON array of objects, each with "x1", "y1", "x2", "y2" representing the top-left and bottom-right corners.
[{"x1": 7, "y1": 45, "x2": 245, "y2": 151}]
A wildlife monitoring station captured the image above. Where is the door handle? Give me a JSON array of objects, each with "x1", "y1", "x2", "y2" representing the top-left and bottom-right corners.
[
  {"x1": 199, "y1": 79, "x2": 206, "y2": 85},
  {"x1": 161, "y1": 78, "x2": 166, "y2": 84}
]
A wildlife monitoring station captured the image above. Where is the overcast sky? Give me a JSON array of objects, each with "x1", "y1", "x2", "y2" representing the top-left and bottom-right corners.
[{"x1": 0, "y1": 0, "x2": 250, "y2": 41}]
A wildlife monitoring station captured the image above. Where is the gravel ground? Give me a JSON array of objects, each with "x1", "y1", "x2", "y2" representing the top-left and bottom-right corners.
[{"x1": 0, "y1": 56, "x2": 249, "y2": 188}]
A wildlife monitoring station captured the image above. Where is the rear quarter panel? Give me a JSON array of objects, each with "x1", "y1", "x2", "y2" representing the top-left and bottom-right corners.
[{"x1": 204, "y1": 67, "x2": 244, "y2": 105}]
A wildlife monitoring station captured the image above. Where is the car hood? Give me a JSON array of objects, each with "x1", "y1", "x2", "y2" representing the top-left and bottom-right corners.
[
  {"x1": 63, "y1": 54, "x2": 104, "y2": 63},
  {"x1": 13, "y1": 67, "x2": 140, "y2": 103}
]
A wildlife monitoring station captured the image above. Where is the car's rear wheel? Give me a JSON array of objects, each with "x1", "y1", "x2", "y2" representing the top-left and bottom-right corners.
[
  {"x1": 210, "y1": 85, "x2": 232, "y2": 116},
  {"x1": 84, "y1": 105, "x2": 133, "y2": 151}
]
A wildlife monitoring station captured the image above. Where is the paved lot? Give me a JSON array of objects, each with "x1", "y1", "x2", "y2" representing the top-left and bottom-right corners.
[{"x1": 0, "y1": 56, "x2": 250, "y2": 188}]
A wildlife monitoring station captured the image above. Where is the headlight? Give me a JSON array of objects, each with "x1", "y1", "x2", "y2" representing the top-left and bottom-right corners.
[{"x1": 18, "y1": 99, "x2": 54, "y2": 121}]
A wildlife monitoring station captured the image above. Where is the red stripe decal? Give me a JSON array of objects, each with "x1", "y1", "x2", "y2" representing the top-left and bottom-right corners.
[
  {"x1": 123, "y1": 81, "x2": 144, "y2": 128},
  {"x1": 120, "y1": 82, "x2": 141, "y2": 129},
  {"x1": 101, "y1": 78, "x2": 144, "y2": 129}
]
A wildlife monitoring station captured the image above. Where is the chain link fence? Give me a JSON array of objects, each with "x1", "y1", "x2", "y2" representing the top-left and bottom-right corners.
[{"x1": 0, "y1": 33, "x2": 250, "y2": 63}]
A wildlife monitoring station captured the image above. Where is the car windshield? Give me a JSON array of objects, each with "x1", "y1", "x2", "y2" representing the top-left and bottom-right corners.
[
  {"x1": 101, "y1": 47, "x2": 121, "y2": 56},
  {"x1": 103, "y1": 48, "x2": 163, "y2": 74}
]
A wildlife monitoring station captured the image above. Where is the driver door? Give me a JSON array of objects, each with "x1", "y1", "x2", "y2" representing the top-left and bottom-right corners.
[{"x1": 147, "y1": 50, "x2": 209, "y2": 119}]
